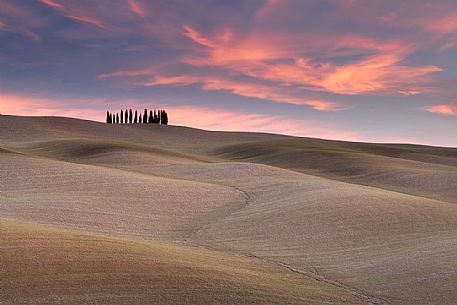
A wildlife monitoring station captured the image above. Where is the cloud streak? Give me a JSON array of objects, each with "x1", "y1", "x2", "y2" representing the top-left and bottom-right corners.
[
  {"x1": 39, "y1": 0, "x2": 64, "y2": 10},
  {"x1": 65, "y1": 14, "x2": 105, "y2": 28},
  {"x1": 426, "y1": 100, "x2": 457, "y2": 116},
  {"x1": 181, "y1": 25, "x2": 442, "y2": 96},
  {"x1": 134, "y1": 72, "x2": 341, "y2": 110},
  {"x1": 38, "y1": 0, "x2": 105, "y2": 29}
]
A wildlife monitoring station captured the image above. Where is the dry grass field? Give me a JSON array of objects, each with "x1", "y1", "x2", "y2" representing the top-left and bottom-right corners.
[
  {"x1": 1, "y1": 115, "x2": 457, "y2": 305},
  {"x1": 1, "y1": 220, "x2": 365, "y2": 305}
]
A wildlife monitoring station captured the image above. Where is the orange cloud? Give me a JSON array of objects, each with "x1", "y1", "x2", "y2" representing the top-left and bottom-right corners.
[
  {"x1": 181, "y1": 25, "x2": 441, "y2": 96},
  {"x1": 183, "y1": 25, "x2": 286, "y2": 65},
  {"x1": 127, "y1": 0, "x2": 147, "y2": 18},
  {"x1": 318, "y1": 53, "x2": 442, "y2": 95},
  {"x1": 426, "y1": 100, "x2": 457, "y2": 116},
  {"x1": 137, "y1": 74, "x2": 340, "y2": 111}
]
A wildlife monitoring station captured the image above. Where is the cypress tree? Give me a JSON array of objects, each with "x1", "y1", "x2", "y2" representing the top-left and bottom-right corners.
[
  {"x1": 129, "y1": 109, "x2": 133, "y2": 124},
  {"x1": 120, "y1": 110, "x2": 124, "y2": 124},
  {"x1": 106, "y1": 111, "x2": 110, "y2": 124},
  {"x1": 158, "y1": 110, "x2": 162, "y2": 124},
  {"x1": 134, "y1": 110, "x2": 138, "y2": 124},
  {"x1": 116, "y1": 113, "x2": 119, "y2": 124},
  {"x1": 162, "y1": 110, "x2": 168, "y2": 125},
  {"x1": 154, "y1": 110, "x2": 158, "y2": 124},
  {"x1": 125, "y1": 109, "x2": 128, "y2": 123},
  {"x1": 139, "y1": 113, "x2": 142, "y2": 124},
  {"x1": 143, "y1": 109, "x2": 148, "y2": 124},
  {"x1": 149, "y1": 110, "x2": 153, "y2": 124}
]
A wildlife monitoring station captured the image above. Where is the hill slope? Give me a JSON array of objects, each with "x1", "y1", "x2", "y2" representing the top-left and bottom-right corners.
[
  {"x1": 213, "y1": 139, "x2": 457, "y2": 203},
  {"x1": 1, "y1": 220, "x2": 366, "y2": 305},
  {"x1": 1, "y1": 115, "x2": 457, "y2": 305}
]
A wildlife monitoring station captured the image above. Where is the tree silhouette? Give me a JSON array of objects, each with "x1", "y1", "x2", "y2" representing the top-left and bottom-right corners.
[
  {"x1": 154, "y1": 110, "x2": 158, "y2": 124},
  {"x1": 143, "y1": 109, "x2": 148, "y2": 124},
  {"x1": 162, "y1": 110, "x2": 168, "y2": 125},
  {"x1": 106, "y1": 108, "x2": 168, "y2": 125}
]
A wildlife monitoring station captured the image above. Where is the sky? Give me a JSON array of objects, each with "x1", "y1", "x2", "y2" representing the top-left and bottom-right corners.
[{"x1": 1, "y1": 0, "x2": 457, "y2": 146}]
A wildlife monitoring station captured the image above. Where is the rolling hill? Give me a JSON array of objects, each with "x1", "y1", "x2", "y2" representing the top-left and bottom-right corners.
[{"x1": 1, "y1": 115, "x2": 456, "y2": 305}]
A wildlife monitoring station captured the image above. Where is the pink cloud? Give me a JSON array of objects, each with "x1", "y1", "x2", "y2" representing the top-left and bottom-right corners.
[
  {"x1": 166, "y1": 105, "x2": 361, "y2": 140},
  {"x1": 256, "y1": 0, "x2": 286, "y2": 18},
  {"x1": 23, "y1": 30, "x2": 41, "y2": 42},
  {"x1": 182, "y1": 24, "x2": 287, "y2": 64},
  {"x1": 0, "y1": 1, "x2": 42, "y2": 41},
  {"x1": 426, "y1": 100, "x2": 457, "y2": 116},
  {"x1": 0, "y1": 94, "x2": 105, "y2": 121},
  {"x1": 0, "y1": 1, "x2": 26, "y2": 17},
  {"x1": 64, "y1": 14, "x2": 105, "y2": 29},
  {"x1": 127, "y1": 0, "x2": 147, "y2": 18},
  {"x1": 100, "y1": 22, "x2": 441, "y2": 110},
  {"x1": 39, "y1": 0, "x2": 64, "y2": 10},
  {"x1": 181, "y1": 25, "x2": 441, "y2": 96},
  {"x1": 97, "y1": 64, "x2": 163, "y2": 80},
  {"x1": 137, "y1": 74, "x2": 340, "y2": 111},
  {"x1": 183, "y1": 24, "x2": 218, "y2": 48},
  {"x1": 38, "y1": 0, "x2": 105, "y2": 29},
  {"x1": 88, "y1": 2, "x2": 449, "y2": 106},
  {"x1": 318, "y1": 53, "x2": 442, "y2": 95},
  {"x1": 426, "y1": 13, "x2": 457, "y2": 34}
]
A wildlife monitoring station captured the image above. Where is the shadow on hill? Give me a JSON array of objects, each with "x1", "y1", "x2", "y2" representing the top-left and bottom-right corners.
[
  {"x1": 17, "y1": 139, "x2": 210, "y2": 163},
  {"x1": 213, "y1": 139, "x2": 457, "y2": 203}
]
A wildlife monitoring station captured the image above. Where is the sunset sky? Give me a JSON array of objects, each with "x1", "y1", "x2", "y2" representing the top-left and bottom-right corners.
[{"x1": 1, "y1": 0, "x2": 457, "y2": 146}]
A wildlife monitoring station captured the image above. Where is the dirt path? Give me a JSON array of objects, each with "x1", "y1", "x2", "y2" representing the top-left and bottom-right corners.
[{"x1": 182, "y1": 183, "x2": 391, "y2": 305}]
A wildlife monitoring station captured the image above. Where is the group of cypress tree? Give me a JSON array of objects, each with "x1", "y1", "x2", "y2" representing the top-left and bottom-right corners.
[{"x1": 106, "y1": 109, "x2": 168, "y2": 125}]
